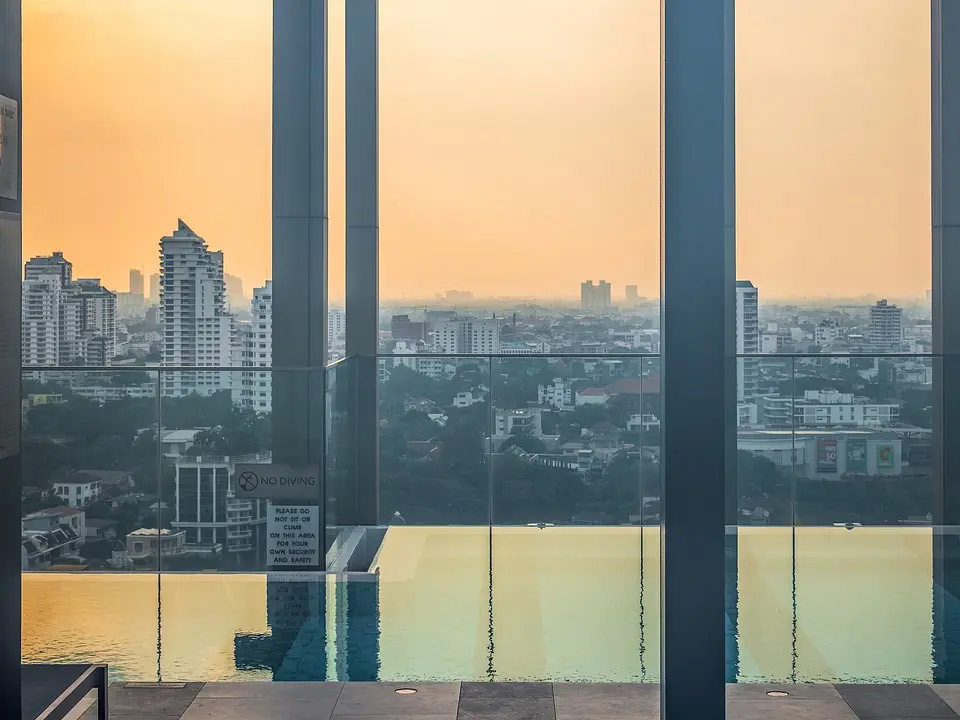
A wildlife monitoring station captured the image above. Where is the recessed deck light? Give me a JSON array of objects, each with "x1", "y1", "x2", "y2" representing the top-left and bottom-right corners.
[
  {"x1": 395, "y1": 688, "x2": 418, "y2": 695},
  {"x1": 766, "y1": 690, "x2": 790, "y2": 697}
]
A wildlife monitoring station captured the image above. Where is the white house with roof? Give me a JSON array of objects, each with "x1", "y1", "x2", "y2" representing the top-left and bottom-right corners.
[{"x1": 161, "y1": 429, "x2": 201, "y2": 459}]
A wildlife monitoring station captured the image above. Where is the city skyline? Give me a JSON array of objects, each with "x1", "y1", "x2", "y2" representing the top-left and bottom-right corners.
[{"x1": 23, "y1": 0, "x2": 930, "y2": 299}]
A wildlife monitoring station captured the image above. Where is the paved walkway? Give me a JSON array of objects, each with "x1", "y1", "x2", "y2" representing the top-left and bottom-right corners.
[{"x1": 72, "y1": 681, "x2": 960, "y2": 719}]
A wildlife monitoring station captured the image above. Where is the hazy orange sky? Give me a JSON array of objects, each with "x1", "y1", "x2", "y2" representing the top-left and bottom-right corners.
[{"x1": 22, "y1": 0, "x2": 930, "y2": 302}]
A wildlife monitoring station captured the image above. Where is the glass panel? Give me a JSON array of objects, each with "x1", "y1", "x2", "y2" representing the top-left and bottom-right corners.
[
  {"x1": 793, "y1": 355, "x2": 934, "y2": 682},
  {"x1": 20, "y1": 368, "x2": 160, "y2": 572},
  {"x1": 732, "y1": 355, "x2": 938, "y2": 684},
  {"x1": 374, "y1": 355, "x2": 493, "y2": 680},
  {"x1": 490, "y1": 354, "x2": 660, "y2": 682},
  {"x1": 158, "y1": 369, "x2": 274, "y2": 572}
]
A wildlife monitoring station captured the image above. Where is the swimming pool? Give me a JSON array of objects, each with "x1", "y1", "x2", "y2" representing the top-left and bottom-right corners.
[{"x1": 20, "y1": 526, "x2": 950, "y2": 683}]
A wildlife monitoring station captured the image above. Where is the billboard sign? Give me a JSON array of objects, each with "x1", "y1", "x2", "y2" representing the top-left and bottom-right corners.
[
  {"x1": 877, "y1": 444, "x2": 895, "y2": 469},
  {"x1": 0, "y1": 95, "x2": 18, "y2": 201},
  {"x1": 817, "y1": 437, "x2": 838, "y2": 473},
  {"x1": 845, "y1": 438, "x2": 867, "y2": 474}
]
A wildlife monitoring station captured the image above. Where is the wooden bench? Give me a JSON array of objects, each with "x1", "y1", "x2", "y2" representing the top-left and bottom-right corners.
[{"x1": 21, "y1": 664, "x2": 108, "y2": 720}]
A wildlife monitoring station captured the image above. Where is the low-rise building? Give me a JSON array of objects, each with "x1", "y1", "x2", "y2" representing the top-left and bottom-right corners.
[
  {"x1": 173, "y1": 454, "x2": 269, "y2": 558},
  {"x1": 794, "y1": 390, "x2": 899, "y2": 428},
  {"x1": 538, "y1": 378, "x2": 573, "y2": 410},
  {"x1": 52, "y1": 474, "x2": 102, "y2": 508},
  {"x1": 23, "y1": 506, "x2": 86, "y2": 539},
  {"x1": 125, "y1": 528, "x2": 189, "y2": 563},
  {"x1": 737, "y1": 429, "x2": 903, "y2": 479},
  {"x1": 453, "y1": 391, "x2": 485, "y2": 408},
  {"x1": 21, "y1": 524, "x2": 83, "y2": 570},
  {"x1": 495, "y1": 409, "x2": 543, "y2": 437}
]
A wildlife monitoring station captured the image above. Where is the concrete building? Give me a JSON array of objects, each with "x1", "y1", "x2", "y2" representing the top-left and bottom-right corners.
[
  {"x1": 233, "y1": 281, "x2": 272, "y2": 413},
  {"x1": 159, "y1": 220, "x2": 235, "y2": 396},
  {"x1": 328, "y1": 308, "x2": 346, "y2": 355},
  {"x1": 24, "y1": 250, "x2": 71, "y2": 284},
  {"x1": 173, "y1": 455, "x2": 269, "y2": 558},
  {"x1": 21, "y1": 254, "x2": 116, "y2": 366},
  {"x1": 495, "y1": 408, "x2": 543, "y2": 437},
  {"x1": 538, "y1": 378, "x2": 573, "y2": 409},
  {"x1": 736, "y1": 280, "x2": 759, "y2": 401},
  {"x1": 625, "y1": 285, "x2": 639, "y2": 306},
  {"x1": 815, "y1": 318, "x2": 841, "y2": 347},
  {"x1": 22, "y1": 506, "x2": 86, "y2": 540},
  {"x1": 581, "y1": 280, "x2": 612, "y2": 310},
  {"x1": 116, "y1": 291, "x2": 145, "y2": 319},
  {"x1": 129, "y1": 269, "x2": 144, "y2": 296},
  {"x1": 435, "y1": 318, "x2": 500, "y2": 354},
  {"x1": 224, "y1": 273, "x2": 245, "y2": 312},
  {"x1": 71, "y1": 278, "x2": 117, "y2": 362},
  {"x1": 20, "y1": 274, "x2": 61, "y2": 366},
  {"x1": 52, "y1": 473, "x2": 102, "y2": 508},
  {"x1": 794, "y1": 389, "x2": 899, "y2": 428},
  {"x1": 149, "y1": 273, "x2": 160, "y2": 304},
  {"x1": 391, "y1": 314, "x2": 427, "y2": 342},
  {"x1": 737, "y1": 430, "x2": 902, "y2": 479},
  {"x1": 869, "y1": 299, "x2": 903, "y2": 352},
  {"x1": 125, "y1": 528, "x2": 188, "y2": 563}
]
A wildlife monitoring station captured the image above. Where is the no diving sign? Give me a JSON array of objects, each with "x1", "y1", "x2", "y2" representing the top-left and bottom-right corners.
[{"x1": 233, "y1": 464, "x2": 321, "y2": 501}]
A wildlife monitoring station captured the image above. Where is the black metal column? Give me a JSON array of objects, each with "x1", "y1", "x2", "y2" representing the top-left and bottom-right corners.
[
  {"x1": 345, "y1": 0, "x2": 379, "y2": 526},
  {"x1": 661, "y1": 0, "x2": 731, "y2": 717},
  {"x1": 932, "y1": 0, "x2": 960, "y2": 683},
  {"x1": 0, "y1": 0, "x2": 20, "y2": 714}
]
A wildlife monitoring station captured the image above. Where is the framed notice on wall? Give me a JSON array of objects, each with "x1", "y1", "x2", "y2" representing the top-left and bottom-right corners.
[
  {"x1": 877, "y1": 444, "x2": 895, "y2": 469},
  {"x1": 845, "y1": 438, "x2": 867, "y2": 474},
  {"x1": 0, "y1": 94, "x2": 18, "y2": 201},
  {"x1": 817, "y1": 437, "x2": 838, "y2": 473}
]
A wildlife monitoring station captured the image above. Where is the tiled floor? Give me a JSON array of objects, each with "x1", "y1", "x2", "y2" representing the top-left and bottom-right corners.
[{"x1": 71, "y1": 681, "x2": 960, "y2": 719}]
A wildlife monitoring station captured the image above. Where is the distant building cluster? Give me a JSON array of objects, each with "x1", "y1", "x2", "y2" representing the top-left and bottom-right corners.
[
  {"x1": 581, "y1": 280, "x2": 611, "y2": 310},
  {"x1": 21, "y1": 251, "x2": 117, "y2": 366}
]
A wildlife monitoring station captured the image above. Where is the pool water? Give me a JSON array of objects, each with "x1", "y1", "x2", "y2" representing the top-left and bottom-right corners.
[{"x1": 20, "y1": 526, "x2": 954, "y2": 683}]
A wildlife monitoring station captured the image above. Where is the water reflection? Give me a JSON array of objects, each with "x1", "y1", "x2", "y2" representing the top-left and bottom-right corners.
[{"x1": 21, "y1": 527, "x2": 941, "y2": 683}]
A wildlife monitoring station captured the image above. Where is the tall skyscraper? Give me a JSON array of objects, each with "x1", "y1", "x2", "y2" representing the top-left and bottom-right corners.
[
  {"x1": 129, "y1": 269, "x2": 144, "y2": 296},
  {"x1": 159, "y1": 220, "x2": 235, "y2": 396},
  {"x1": 869, "y1": 299, "x2": 903, "y2": 352},
  {"x1": 736, "y1": 280, "x2": 759, "y2": 402},
  {"x1": 625, "y1": 285, "x2": 639, "y2": 306},
  {"x1": 233, "y1": 281, "x2": 272, "y2": 412},
  {"x1": 581, "y1": 280, "x2": 612, "y2": 310},
  {"x1": 21, "y1": 274, "x2": 61, "y2": 366},
  {"x1": 21, "y1": 253, "x2": 116, "y2": 366},
  {"x1": 149, "y1": 273, "x2": 160, "y2": 304}
]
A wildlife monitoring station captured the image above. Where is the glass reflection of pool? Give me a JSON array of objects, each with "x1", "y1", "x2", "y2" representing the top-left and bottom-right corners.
[{"x1": 20, "y1": 526, "x2": 947, "y2": 683}]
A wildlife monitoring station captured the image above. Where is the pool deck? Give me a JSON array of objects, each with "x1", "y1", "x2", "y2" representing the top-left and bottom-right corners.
[{"x1": 68, "y1": 681, "x2": 960, "y2": 719}]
